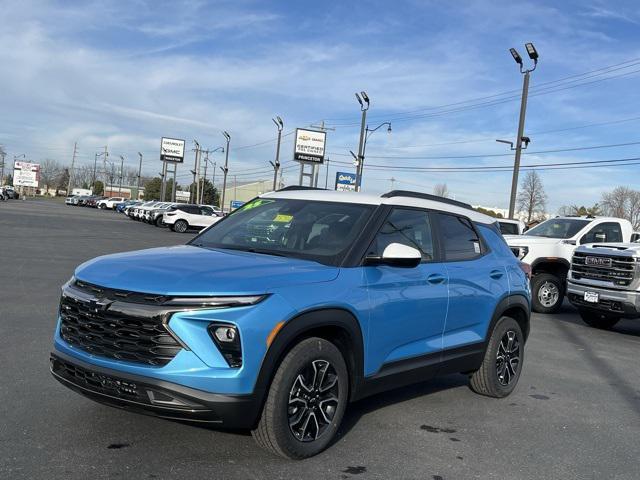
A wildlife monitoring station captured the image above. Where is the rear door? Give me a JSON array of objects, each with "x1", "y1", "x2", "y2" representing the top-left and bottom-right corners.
[
  {"x1": 364, "y1": 208, "x2": 448, "y2": 375},
  {"x1": 434, "y1": 213, "x2": 509, "y2": 351}
]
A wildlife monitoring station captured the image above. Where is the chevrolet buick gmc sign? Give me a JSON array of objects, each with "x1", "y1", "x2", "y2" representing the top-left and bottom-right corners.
[
  {"x1": 294, "y1": 128, "x2": 326, "y2": 163},
  {"x1": 160, "y1": 137, "x2": 186, "y2": 163}
]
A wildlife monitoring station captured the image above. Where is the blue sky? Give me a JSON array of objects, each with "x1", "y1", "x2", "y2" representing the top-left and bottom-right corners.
[{"x1": 1, "y1": 0, "x2": 640, "y2": 211}]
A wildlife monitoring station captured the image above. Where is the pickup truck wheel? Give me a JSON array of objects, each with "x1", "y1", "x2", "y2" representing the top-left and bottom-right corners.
[
  {"x1": 469, "y1": 316, "x2": 524, "y2": 398},
  {"x1": 531, "y1": 273, "x2": 564, "y2": 314},
  {"x1": 578, "y1": 309, "x2": 620, "y2": 329},
  {"x1": 252, "y1": 337, "x2": 348, "y2": 459},
  {"x1": 173, "y1": 220, "x2": 188, "y2": 233}
]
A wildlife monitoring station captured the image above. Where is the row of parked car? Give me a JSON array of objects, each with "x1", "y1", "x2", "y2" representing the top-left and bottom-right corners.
[
  {"x1": 0, "y1": 186, "x2": 20, "y2": 200},
  {"x1": 66, "y1": 194, "x2": 224, "y2": 233}
]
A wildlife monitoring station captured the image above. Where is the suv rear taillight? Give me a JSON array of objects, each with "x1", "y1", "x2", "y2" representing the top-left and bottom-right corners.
[{"x1": 519, "y1": 262, "x2": 532, "y2": 280}]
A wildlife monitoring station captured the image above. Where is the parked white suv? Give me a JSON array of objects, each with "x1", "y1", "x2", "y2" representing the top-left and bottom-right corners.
[
  {"x1": 505, "y1": 216, "x2": 633, "y2": 313},
  {"x1": 163, "y1": 204, "x2": 223, "y2": 233},
  {"x1": 97, "y1": 197, "x2": 125, "y2": 209}
]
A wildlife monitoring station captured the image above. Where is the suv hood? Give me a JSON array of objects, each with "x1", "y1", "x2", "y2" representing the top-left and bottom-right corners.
[
  {"x1": 504, "y1": 235, "x2": 564, "y2": 246},
  {"x1": 74, "y1": 245, "x2": 339, "y2": 295}
]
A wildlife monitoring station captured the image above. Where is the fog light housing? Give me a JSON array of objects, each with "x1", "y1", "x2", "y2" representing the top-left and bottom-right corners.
[{"x1": 208, "y1": 323, "x2": 242, "y2": 368}]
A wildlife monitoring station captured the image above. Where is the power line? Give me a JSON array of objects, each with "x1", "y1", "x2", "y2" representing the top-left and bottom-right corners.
[{"x1": 329, "y1": 140, "x2": 640, "y2": 161}]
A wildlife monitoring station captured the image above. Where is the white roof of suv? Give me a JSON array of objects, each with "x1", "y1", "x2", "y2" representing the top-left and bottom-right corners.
[{"x1": 263, "y1": 188, "x2": 495, "y2": 225}]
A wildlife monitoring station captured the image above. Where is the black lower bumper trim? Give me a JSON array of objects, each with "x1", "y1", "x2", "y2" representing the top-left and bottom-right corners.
[
  {"x1": 567, "y1": 293, "x2": 639, "y2": 318},
  {"x1": 50, "y1": 352, "x2": 263, "y2": 429}
]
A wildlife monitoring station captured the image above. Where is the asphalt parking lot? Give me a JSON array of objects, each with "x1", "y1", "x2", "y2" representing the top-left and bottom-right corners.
[{"x1": 1, "y1": 200, "x2": 639, "y2": 480}]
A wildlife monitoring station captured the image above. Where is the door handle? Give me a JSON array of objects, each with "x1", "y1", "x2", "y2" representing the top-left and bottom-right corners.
[
  {"x1": 490, "y1": 269, "x2": 504, "y2": 279},
  {"x1": 427, "y1": 274, "x2": 446, "y2": 285}
]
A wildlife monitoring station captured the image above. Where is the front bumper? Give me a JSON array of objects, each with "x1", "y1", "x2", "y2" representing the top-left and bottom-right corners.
[
  {"x1": 567, "y1": 280, "x2": 640, "y2": 318},
  {"x1": 50, "y1": 351, "x2": 262, "y2": 428}
]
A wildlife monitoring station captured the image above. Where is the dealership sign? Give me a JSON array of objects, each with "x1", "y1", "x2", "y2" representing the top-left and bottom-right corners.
[
  {"x1": 335, "y1": 171, "x2": 357, "y2": 191},
  {"x1": 294, "y1": 128, "x2": 326, "y2": 163},
  {"x1": 160, "y1": 137, "x2": 186, "y2": 163},
  {"x1": 13, "y1": 161, "x2": 40, "y2": 187}
]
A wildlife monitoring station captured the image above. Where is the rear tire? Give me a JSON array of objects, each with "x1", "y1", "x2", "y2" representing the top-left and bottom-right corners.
[
  {"x1": 252, "y1": 337, "x2": 349, "y2": 459},
  {"x1": 531, "y1": 273, "x2": 564, "y2": 314},
  {"x1": 173, "y1": 219, "x2": 188, "y2": 233},
  {"x1": 578, "y1": 309, "x2": 620, "y2": 329},
  {"x1": 469, "y1": 316, "x2": 524, "y2": 398}
]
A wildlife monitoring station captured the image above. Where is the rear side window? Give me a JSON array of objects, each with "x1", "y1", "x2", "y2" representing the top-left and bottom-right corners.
[
  {"x1": 368, "y1": 208, "x2": 435, "y2": 261},
  {"x1": 499, "y1": 222, "x2": 519, "y2": 235},
  {"x1": 435, "y1": 213, "x2": 482, "y2": 261}
]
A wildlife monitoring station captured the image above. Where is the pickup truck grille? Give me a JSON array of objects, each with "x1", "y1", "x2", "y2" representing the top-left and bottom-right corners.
[{"x1": 571, "y1": 252, "x2": 636, "y2": 286}]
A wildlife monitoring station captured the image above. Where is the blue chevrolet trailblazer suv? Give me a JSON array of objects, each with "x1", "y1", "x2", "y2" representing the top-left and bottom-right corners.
[{"x1": 51, "y1": 188, "x2": 531, "y2": 459}]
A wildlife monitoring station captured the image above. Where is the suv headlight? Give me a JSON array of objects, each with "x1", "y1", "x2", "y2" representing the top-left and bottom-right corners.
[{"x1": 511, "y1": 246, "x2": 529, "y2": 260}]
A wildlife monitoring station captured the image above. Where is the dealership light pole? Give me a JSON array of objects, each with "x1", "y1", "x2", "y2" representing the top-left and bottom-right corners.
[
  {"x1": 506, "y1": 42, "x2": 538, "y2": 219},
  {"x1": 0, "y1": 147, "x2": 6, "y2": 186},
  {"x1": 118, "y1": 155, "x2": 125, "y2": 195},
  {"x1": 220, "y1": 131, "x2": 231, "y2": 212},
  {"x1": 67, "y1": 144, "x2": 77, "y2": 195},
  {"x1": 191, "y1": 140, "x2": 200, "y2": 203},
  {"x1": 136, "y1": 152, "x2": 143, "y2": 199},
  {"x1": 270, "y1": 116, "x2": 284, "y2": 191},
  {"x1": 354, "y1": 91, "x2": 370, "y2": 192}
]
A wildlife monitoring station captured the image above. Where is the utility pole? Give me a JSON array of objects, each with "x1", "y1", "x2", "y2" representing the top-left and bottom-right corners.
[
  {"x1": 137, "y1": 152, "x2": 143, "y2": 199},
  {"x1": 271, "y1": 116, "x2": 283, "y2": 191},
  {"x1": 324, "y1": 158, "x2": 330, "y2": 189},
  {"x1": 507, "y1": 43, "x2": 539, "y2": 219},
  {"x1": 221, "y1": 131, "x2": 231, "y2": 212},
  {"x1": 92, "y1": 153, "x2": 97, "y2": 191},
  {"x1": 201, "y1": 150, "x2": 209, "y2": 204},
  {"x1": 118, "y1": 155, "x2": 124, "y2": 195},
  {"x1": 67, "y1": 142, "x2": 77, "y2": 195},
  {"x1": 191, "y1": 140, "x2": 200, "y2": 203},
  {"x1": 354, "y1": 91, "x2": 370, "y2": 192},
  {"x1": 0, "y1": 149, "x2": 5, "y2": 186}
]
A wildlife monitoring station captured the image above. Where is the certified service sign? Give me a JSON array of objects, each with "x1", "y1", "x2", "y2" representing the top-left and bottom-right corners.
[
  {"x1": 13, "y1": 162, "x2": 40, "y2": 187},
  {"x1": 160, "y1": 137, "x2": 186, "y2": 163},
  {"x1": 294, "y1": 128, "x2": 326, "y2": 163}
]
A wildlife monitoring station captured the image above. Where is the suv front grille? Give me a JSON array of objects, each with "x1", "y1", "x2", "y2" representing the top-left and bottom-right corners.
[
  {"x1": 59, "y1": 282, "x2": 182, "y2": 367},
  {"x1": 571, "y1": 252, "x2": 636, "y2": 286}
]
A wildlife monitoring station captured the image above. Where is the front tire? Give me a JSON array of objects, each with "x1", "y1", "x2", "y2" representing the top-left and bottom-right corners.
[
  {"x1": 531, "y1": 273, "x2": 564, "y2": 314},
  {"x1": 252, "y1": 337, "x2": 349, "y2": 459},
  {"x1": 469, "y1": 316, "x2": 524, "y2": 398},
  {"x1": 578, "y1": 309, "x2": 620, "y2": 329}
]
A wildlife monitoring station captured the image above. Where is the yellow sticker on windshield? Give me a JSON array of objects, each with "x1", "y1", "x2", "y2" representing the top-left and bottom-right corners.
[{"x1": 274, "y1": 214, "x2": 293, "y2": 223}]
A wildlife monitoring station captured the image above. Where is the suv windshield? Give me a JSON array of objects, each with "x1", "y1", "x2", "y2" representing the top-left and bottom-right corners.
[
  {"x1": 191, "y1": 198, "x2": 375, "y2": 266},
  {"x1": 525, "y1": 218, "x2": 590, "y2": 239}
]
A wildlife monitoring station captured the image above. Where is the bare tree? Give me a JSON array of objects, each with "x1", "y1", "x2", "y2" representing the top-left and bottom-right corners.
[
  {"x1": 517, "y1": 170, "x2": 547, "y2": 222},
  {"x1": 38, "y1": 159, "x2": 62, "y2": 192},
  {"x1": 433, "y1": 183, "x2": 449, "y2": 198},
  {"x1": 601, "y1": 186, "x2": 631, "y2": 219}
]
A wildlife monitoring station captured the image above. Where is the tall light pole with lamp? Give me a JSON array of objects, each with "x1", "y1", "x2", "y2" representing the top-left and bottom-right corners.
[
  {"x1": 220, "y1": 131, "x2": 231, "y2": 212},
  {"x1": 504, "y1": 42, "x2": 539, "y2": 219},
  {"x1": 269, "y1": 116, "x2": 284, "y2": 191},
  {"x1": 354, "y1": 91, "x2": 370, "y2": 192}
]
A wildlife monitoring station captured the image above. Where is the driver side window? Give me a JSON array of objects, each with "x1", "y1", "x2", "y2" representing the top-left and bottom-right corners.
[
  {"x1": 580, "y1": 222, "x2": 622, "y2": 244},
  {"x1": 367, "y1": 208, "x2": 434, "y2": 261}
]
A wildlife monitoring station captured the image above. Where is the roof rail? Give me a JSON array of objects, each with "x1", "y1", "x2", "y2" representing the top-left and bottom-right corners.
[
  {"x1": 276, "y1": 186, "x2": 326, "y2": 192},
  {"x1": 381, "y1": 190, "x2": 473, "y2": 210}
]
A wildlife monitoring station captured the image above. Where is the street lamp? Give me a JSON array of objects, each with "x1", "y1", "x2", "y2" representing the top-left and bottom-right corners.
[
  {"x1": 506, "y1": 42, "x2": 539, "y2": 219},
  {"x1": 221, "y1": 131, "x2": 231, "y2": 211},
  {"x1": 270, "y1": 116, "x2": 284, "y2": 191},
  {"x1": 358, "y1": 122, "x2": 392, "y2": 190},
  {"x1": 355, "y1": 91, "x2": 370, "y2": 192}
]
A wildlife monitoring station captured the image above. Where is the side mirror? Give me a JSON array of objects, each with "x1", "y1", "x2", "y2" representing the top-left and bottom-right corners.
[{"x1": 364, "y1": 243, "x2": 422, "y2": 268}]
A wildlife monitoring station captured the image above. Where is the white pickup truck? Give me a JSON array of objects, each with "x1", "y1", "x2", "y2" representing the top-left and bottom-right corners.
[{"x1": 505, "y1": 216, "x2": 633, "y2": 313}]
